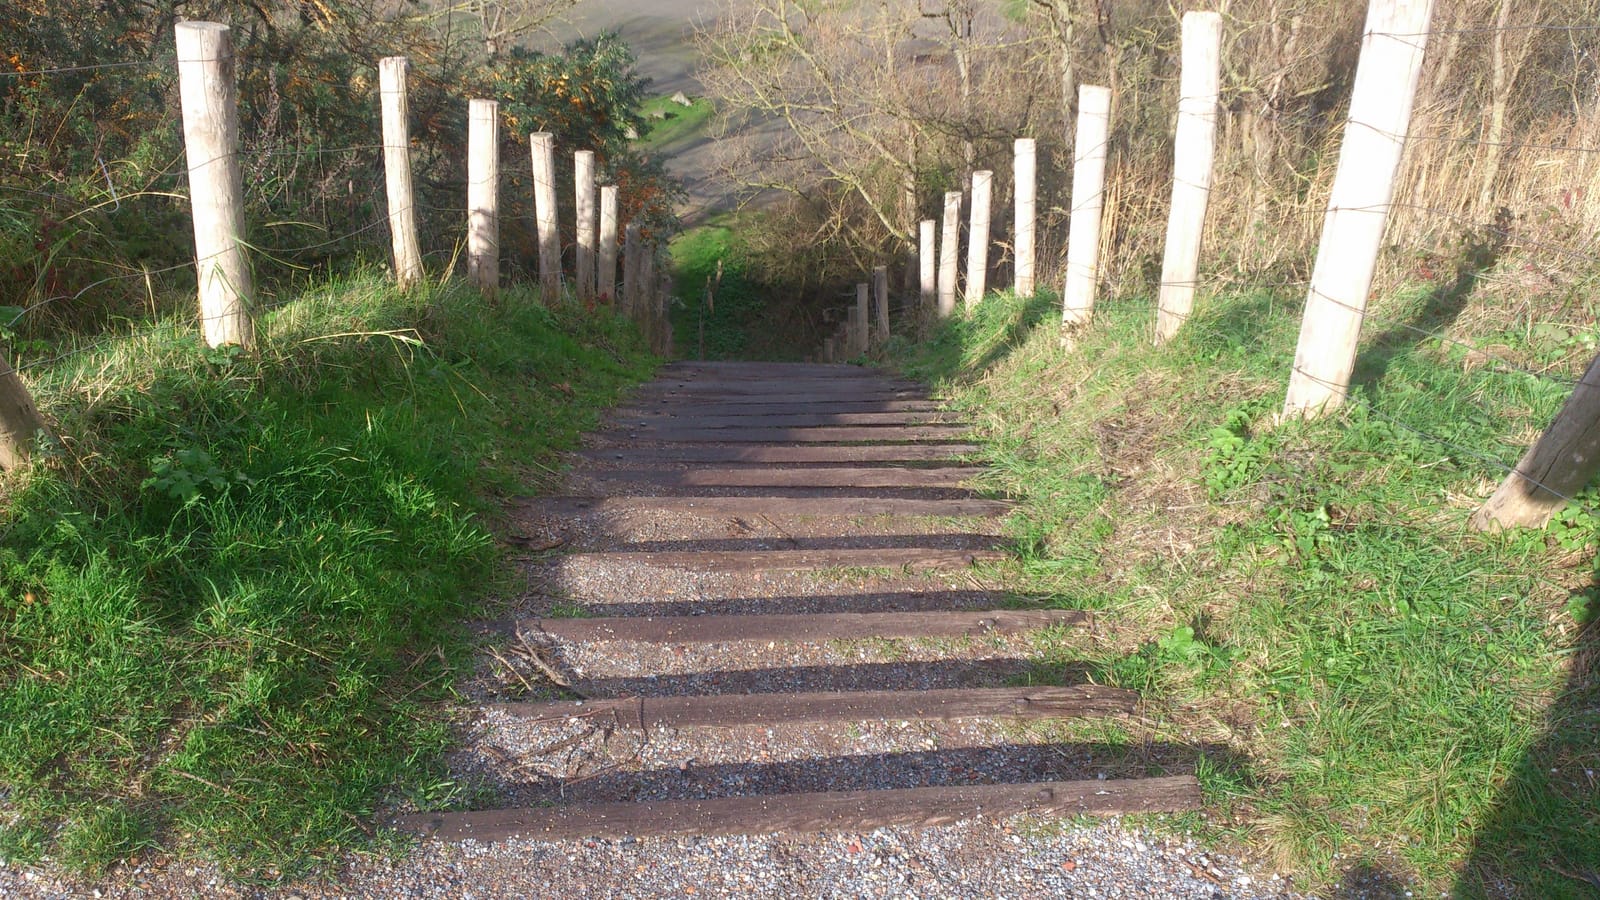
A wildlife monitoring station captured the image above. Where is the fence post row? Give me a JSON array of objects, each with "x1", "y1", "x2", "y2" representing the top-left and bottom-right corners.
[
  {"x1": 530, "y1": 132, "x2": 560, "y2": 303},
  {"x1": 1013, "y1": 138, "x2": 1036, "y2": 296},
  {"x1": 575, "y1": 150, "x2": 597, "y2": 302},
  {"x1": 1062, "y1": 84, "x2": 1111, "y2": 328},
  {"x1": 965, "y1": 170, "x2": 993, "y2": 307},
  {"x1": 598, "y1": 185, "x2": 619, "y2": 304},
  {"x1": 1281, "y1": 0, "x2": 1437, "y2": 418},
  {"x1": 1153, "y1": 11, "x2": 1222, "y2": 345},
  {"x1": 176, "y1": 21, "x2": 254, "y2": 349},
  {"x1": 937, "y1": 191, "x2": 961, "y2": 318},
  {"x1": 378, "y1": 56, "x2": 424, "y2": 290},
  {"x1": 466, "y1": 98, "x2": 500, "y2": 297}
]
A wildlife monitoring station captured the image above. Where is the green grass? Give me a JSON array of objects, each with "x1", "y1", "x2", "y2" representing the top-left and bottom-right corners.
[
  {"x1": 0, "y1": 272, "x2": 655, "y2": 877},
  {"x1": 669, "y1": 218, "x2": 777, "y2": 360},
  {"x1": 639, "y1": 94, "x2": 715, "y2": 152},
  {"x1": 887, "y1": 289, "x2": 1598, "y2": 897}
]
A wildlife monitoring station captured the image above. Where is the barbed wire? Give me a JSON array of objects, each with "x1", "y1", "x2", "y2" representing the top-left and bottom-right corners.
[{"x1": 0, "y1": 60, "x2": 159, "y2": 77}]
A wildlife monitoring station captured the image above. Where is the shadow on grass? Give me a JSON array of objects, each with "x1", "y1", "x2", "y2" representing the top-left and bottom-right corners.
[{"x1": 1455, "y1": 583, "x2": 1599, "y2": 899}]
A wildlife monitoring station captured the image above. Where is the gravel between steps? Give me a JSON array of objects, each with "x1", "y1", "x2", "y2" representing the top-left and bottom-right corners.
[{"x1": 1, "y1": 821, "x2": 1309, "y2": 899}]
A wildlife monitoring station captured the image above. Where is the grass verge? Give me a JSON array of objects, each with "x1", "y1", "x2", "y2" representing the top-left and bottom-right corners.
[
  {"x1": 0, "y1": 272, "x2": 655, "y2": 878},
  {"x1": 886, "y1": 288, "x2": 1597, "y2": 897}
]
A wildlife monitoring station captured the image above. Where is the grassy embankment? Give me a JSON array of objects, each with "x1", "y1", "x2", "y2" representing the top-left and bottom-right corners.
[
  {"x1": 0, "y1": 275, "x2": 655, "y2": 876},
  {"x1": 886, "y1": 289, "x2": 1597, "y2": 897}
]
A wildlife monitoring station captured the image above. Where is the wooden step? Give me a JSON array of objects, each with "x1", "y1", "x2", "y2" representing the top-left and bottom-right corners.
[
  {"x1": 618, "y1": 400, "x2": 945, "y2": 416},
  {"x1": 395, "y1": 775, "x2": 1203, "y2": 842},
  {"x1": 526, "y1": 495, "x2": 1014, "y2": 518},
  {"x1": 576, "y1": 444, "x2": 981, "y2": 465},
  {"x1": 566, "y1": 547, "x2": 1009, "y2": 572},
  {"x1": 602, "y1": 426, "x2": 971, "y2": 444},
  {"x1": 490, "y1": 685, "x2": 1133, "y2": 729},
  {"x1": 583, "y1": 466, "x2": 985, "y2": 489},
  {"x1": 613, "y1": 411, "x2": 962, "y2": 428},
  {"x1": 512, "y1": 608, "x2": 1088, "y2": 643}
]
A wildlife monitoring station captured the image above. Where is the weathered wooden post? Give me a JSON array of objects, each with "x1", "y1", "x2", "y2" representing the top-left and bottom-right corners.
[
  {"x1": 1014, "y1": 138, "x2": 1037, "y2": 296},
  {"x1": 1282, "y1": 0, "x2": 1436, "y2": 418},
  {"x1": 1154, "y1": 11, "x2": 1223, "y2": 344},
  {"x1": 965, "y1": 170, "x2": 993, "y2": 308},
  {"x1": 622, "y1": 223, "x2": 640, "y2": 319},
  {"x1": 639, "y1": 247, "x2": 656, "y2": 347},
  {"x1": 1474, "y1": 350, "x2": 1600, "y2": 530},
  {"x1": 175, "y1": 21, "x2": 253, "y2": 348},
  {"x1": 530, "y1": 132, "x2": 560, "y2": 302},
  {"x1": 873, "y1": 265, "x2": 890, "y2": 342},
  {"x1": 574, "y1": 150, "x2": 597, "y2": 302},
  {"x1": 378, "y1": 57, "x2": 424, "y2": 290},
  {"x1": 919, "y1": 219, "x2": 936, "y2": 311},
  {"x1": 466, "y1": 98, "x2": 500, "y2": 296},
  {"x1": 853, "y1": 283, "x2": 870, "y2": 355},
  {"x1": 1063, "y1": 85, "x2": 1111, "y2": 328},
  {"x1": 937, "y1": 191, "x2": 961, "y2": 318},
  {"x1": 598, "y1": 184, "x2": 619, "y2": 305},
  {"x1": 0, "y1": 352, "x2": 49, "y2": 469}
]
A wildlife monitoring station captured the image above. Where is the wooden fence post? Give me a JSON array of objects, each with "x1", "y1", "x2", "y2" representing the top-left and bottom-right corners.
[
  {"x1": 530, "y1": 132, "x2": 560, "y2": 302},
  {"x1": 175, "y1": 22, "x2": 253, "y2": 348},
  {"x1": 0, "y1": 352, "x2": 49, "y2": 470},
  {"x1": 622, "y1": 222, "x2": 641, "y2": 320},
  {"x1": 919, "y1": 219, "x2": 936, "y2": 311},
  {"x1": 965, "y1": 170, "x2": 993, "y2": 308},
  {"x1": 1154, "y1": 12, "x2": 1223, "y2": 345},
  {"x1": 1473, "y1": 350, "x2": 1600, "y2": 530},
  {"x1": 1014, "y1": 138, "x2": 1037, "y2": 296},
  {"x1": 873, "y1": 265, "x2": 890, "y2": 342},
  {"x1": 575, "y1": 150, "x2": 597, "y2": 302},
  {"x1": 1282, "y1": 0, "x2": 1436, "y2": 418},
  {"x1": 854, "y1": 283, "x2": 870, "y2": 355},
  {"x1": 639, "y1": 248, "x2": 656, "y2": 346},
  {"x1": 378, "y1": 57, "x2": 424, "y2": 290},
  {"x1": 1063, "y1": 85, "x2": 1111, "y2": 328},
  {"x1": 466, "y1": 98, "x2": 499, "y2": 296},
  {"x1": 937, "y1": 191, "x2": 961, "y2": 318},
  {"x1": 598, "y1": 184, "x2": 619, "y2": 305}
]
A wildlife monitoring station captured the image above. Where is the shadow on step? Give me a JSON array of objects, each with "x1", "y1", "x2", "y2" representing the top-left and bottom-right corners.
[
  {"x1": 497, "y1": 742, "x2": 1233, "y2": 807},
  {"x1": 563, "y1": 590, "x2": 1027, "y2": 618},
  {"x1": 575, "y1": 659, "x2": 1101, "y2": 697},
  {"x1": 593, "y1": 534, "x2": 1011, "y2": 554}
]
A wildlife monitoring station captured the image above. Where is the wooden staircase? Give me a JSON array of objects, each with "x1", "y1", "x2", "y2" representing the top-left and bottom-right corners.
[{"x1": 397, "y1": 361, "x2": 1201, "y2": 843}]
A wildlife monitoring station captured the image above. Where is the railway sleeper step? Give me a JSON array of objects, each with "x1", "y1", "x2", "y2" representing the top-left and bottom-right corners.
[
  {"x1": 395, "y1": 776, "x2": 1203, "y2": 842},
  {"x1": 488, "y1": 685, "x2": 1134, "y2": 730}
]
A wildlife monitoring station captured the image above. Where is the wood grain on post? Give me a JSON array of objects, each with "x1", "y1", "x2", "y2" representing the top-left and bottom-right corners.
[
  {"x1": 1282, "y1": 0, "x2": 1436, "y2": 418},
  {"x1": 574, "y1": 150, "x2": 597, "y2": 302},
  {"x1": 964, "y1": 170, "x2": 993, "y2": 308},
  {"x1": 1473, "y1": 351, "x2": 1600, "y2": 530},
  {"x1": 854, "y1": 283, "x2": 870, "y2": 355},
  {"x1": 1063, "y1": 85, "x2": 1111, "y2": 328},
  {"x1": 1154, "y1": 12, "x2": 1223, "y2": 345},
  {"x1": 0, "y1": 352, "x2": 49, "y2": 470},
  {"x1": 919, "y1": 219, "x2": 936, "y2": 311},
  {"x1": 873, "y1": 265, "x2": 890, "y2": 342},
  {"x1": 466, "y1": 98, "x2": 499, "y2": 296},
  {"x1": 530, "y1": 132, "x2": 560, "y2": 302},
  {"x1": 598, "y1": 184, "x2": 619, "y2": 305},
  {"x1": 378, "y1": 57, "x2": 423, "y2": 290},
  {"x1": 1014, "y1": 138, "x2": 1037, "y2": 296},
  {"x1": 175, "y1": 22, "x2": 253, "y2": 348},
  {"x1": 622, "y1": 222, "x2": 641, "y2": 319},
  {"x1": 937, "y1": 191, "x2": 961, "y2": 318},
  {"x1": 639, "y1": 246, "x2": 656, "y2": 341}
]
